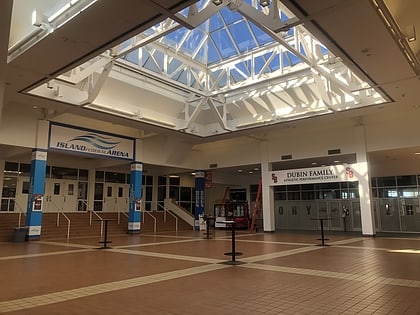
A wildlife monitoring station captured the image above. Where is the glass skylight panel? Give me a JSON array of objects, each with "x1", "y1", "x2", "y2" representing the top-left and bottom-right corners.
[
  {"x1": 161, "y1": 28, "x2": 189, "y2": 50},
  {"x1": 125, "y1": 50, "x2": 138, "y2": 65},
  {"x1": 228, "y1": 20, "x2": 257, "y2": 53},
  {"x1": 209, "y1": 12, "x2": 225, "y2": 32},
  {"x1": 219, "y1": 6, "x2": 243, "y2": 25},
  {"x1": 180, "y1": 29, "x2": 206, "y2": 56},
  {"x1": 206, "y1": 39, "x2": 222, "y2": 64},
  {"x1": 211, "y1": 28, "x2": 238, "y2": 59},
  {"x1": 249, "y1": 23, "x2": 273, "y2": 46}
]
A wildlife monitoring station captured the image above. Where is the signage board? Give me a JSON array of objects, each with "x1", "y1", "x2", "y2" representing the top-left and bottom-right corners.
[
  {"x1": 49, "y1": 123, "x2": 134, "y2": 160},
  {"x1": 269, "y1": 164, "x2": 357, "y2": 186}
]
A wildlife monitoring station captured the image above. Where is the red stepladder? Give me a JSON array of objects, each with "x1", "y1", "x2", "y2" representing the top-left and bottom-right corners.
[{"x1": 249, "y1": 178, "x2": 262, "y2": 233}]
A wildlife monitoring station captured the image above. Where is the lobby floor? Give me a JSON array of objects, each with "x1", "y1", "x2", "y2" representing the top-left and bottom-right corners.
[{"x1": 1, "y1": 228, "x2": 420, "y2": 314}]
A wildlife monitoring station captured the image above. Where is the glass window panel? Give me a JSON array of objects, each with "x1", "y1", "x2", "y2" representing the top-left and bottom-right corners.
[
  {"x1": 287, "y1": 184, "x2": 300, "y2": 191},
  {"x1": 180, "y1": 187, "x2": 191, "y2": 201},
  {"x1": 349, "y1": 189, "x2": 359, "y2": 198},
  {"x1": 180, "y1": 29, "x2": 206, "y2": 57},
  {"x1": 228, "y1": 20, "x2": 256, "y2": 53},
  {"x1": 398, "y1": 187, "x2": 418, "y2": 198},
  {"x1": 52, "y1": 167, "x2": 78, "y2": 179},
  {"x1": 287, "y1": 191, "x2": 300, "y2": 200},
  {"x1": 1, "y1": 199, "x2": 9, "y2": 211},
  {"x1": 209, "y1": 12, "x2": 224, "y2": 32},
  {"x1": 78, "y1": 200, "x2": 87, "y2": 211},
  {"x1": 22, "y1": 181, "x2": 29, "y2": 194},
  {"x1": 396, "y1": 175, "x2": 416, "y2": 186},
  {"x1": 377, "y1": 176, "x2": 396, "y2": 187},
  {"x1": 68, "y1": 184, "x2": 74, "y2": 196},
  {"x1": 2, "y1": 177, "x2": 17, "y2": 197},
  {"x1": 107, "y1": 186, "x2": 113, "y2": 197},
  {"x1": 95, "y1": 171, "x2": 104, "y2": 182},
  {"x1": 301, "y1": 191, "x2": 315, "y2": 200},
  {"x1": 169, "y1": 177, "x2": 180, "y2": 186},
  {"x1": 146, "y1": 176, "x2": 153, "y2": 185},
  {"x1": 220, "y1": 6, "x2": 243, "y2": 25},
  {"x1": 53, "y1": 183, "x2": 60, "y2": 195},
  {"x1": 169, "y1": 186, "x2": 179, "y2": 200},
  {"x1": 94, "y1": 183, "x2": 103, "y2": 200},
  {"x1": 158, "y1": 186, "x2": 166, "y2": 201},
  {"x1": 158, "y1": 176, "x2": 166, "y2": 186},
  {"x1": 118, "y1": 187, "x2": 124, "y2": 198},
  {"x1": 93, "y1": 201, "x2": 102, "y2": 211},
  {"x1": 4, "y1": 162, "x2": 18, "y2": 172},
  {"x1": 210, "y1": 28, "x2": 237, "y2": 59},
  {"x1": 371, "y1": 178, "x2": 378, "y2": 187},
  {"x1": 19, "y1": 163, "x2": 31, "y2": 176},
  {"x1": 79, "y1": 169, "x2": 89, "y2": 181},
  {"x1": 378, "y1": 188, "x2": 397, "y2": 198},
  {"x1": 145, "y1": 186, "x2": 153, "y2": 200},
  {"x1": 105, "y1": 172, "x2": 126, "y2": 183},
  {"x1": 249, "y1": 22, "x2": 272, "y2": 46},
  {"x1": 78, "y1": 182, "x2": 88, "y2": 199}
]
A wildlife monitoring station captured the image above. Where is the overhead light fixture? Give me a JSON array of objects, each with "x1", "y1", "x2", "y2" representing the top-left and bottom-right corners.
[
  {"x1": 212, "y1": 0, "x2": 223, "y2": 5},
  {"x1": 259, "y1": 0, "x2": 271, "y2": 7},
  {"x1": 32, "y1": 10, "x2": 44, "y2": 27},
  {"x1": 405, "y1": 25, "x2": 416, "y2": 42}
]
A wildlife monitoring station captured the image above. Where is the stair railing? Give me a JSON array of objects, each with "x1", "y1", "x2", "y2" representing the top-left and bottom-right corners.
[
  {"x1": 141, "y1": 210, "x2": 156, "y2": 234},
  {"x1": 117, "y1": 210, "x2": 128, "y2": 224},
  {"x1": 57, "y1": 211, "x2": 71, "y2": 239},
  {"x1": 89, "y1": 210, "x2": 104, "y2": 236},
  {"x1": 158, "y1": 203, "x2": 178, "y2": 232},
  {"x1": 49, "y1": 200, "x2": 71, "y2": 239},
  {"x1": 14, "y1": 202, "x2": 26, "y2": 227}
]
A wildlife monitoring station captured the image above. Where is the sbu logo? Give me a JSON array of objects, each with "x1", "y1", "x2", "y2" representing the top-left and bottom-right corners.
[
  {"x1": 346, "y1": 167, "x2": 354, "y2": 178},
  {"x1": 272, "y1": 173, "x2": 278, "y2": 183}
]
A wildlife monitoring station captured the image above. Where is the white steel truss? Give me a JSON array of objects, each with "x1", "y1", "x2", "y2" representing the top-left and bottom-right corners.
[{"x1": 26, "y1": 0, "x2": 388, "y2": 137}]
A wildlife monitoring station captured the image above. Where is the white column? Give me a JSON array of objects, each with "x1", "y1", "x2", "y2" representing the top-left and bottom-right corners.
[
  {"x1": 261, "y1": 140, "x2": 275, "y2": 231},
  {"x1": 355, "y1": 126, "x2": 375, "y2": 236},
  {"x1": 88, "y1": 168, "x2": 96, "y2": 211}
]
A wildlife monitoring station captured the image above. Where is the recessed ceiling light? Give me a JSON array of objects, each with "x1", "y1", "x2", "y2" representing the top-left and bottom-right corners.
[
  {"x1": 254, "y1": 167, "x2": 259, "y2": 171},
  {"x1": 311, "y1": 162, "x2": 317, "y2": 165},
  {"x1": 249, "y1": 171, "x2": 253, "y2": 174},
  {"x1": 237, "y1": 169, "x2": 243, "y2": 172},
  {"x1": 334, "y1": 160, "x2": 340, "y2": 163}
]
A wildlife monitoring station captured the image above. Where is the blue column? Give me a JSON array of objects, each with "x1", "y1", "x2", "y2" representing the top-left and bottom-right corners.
[
  {"x1": 194, "y1": 171, "x2": 205, "y2": 230},
  {"x1": 128, "y1": 162, "x2": 142, "y2": 233},
  {"x1": 26, "y1": 149, "x2": 47, "y2": 240}
]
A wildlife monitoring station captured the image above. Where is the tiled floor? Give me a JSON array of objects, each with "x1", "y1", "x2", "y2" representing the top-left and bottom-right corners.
[{"x1": 1, "y1": 229, "x2": 420, "y2": 314}]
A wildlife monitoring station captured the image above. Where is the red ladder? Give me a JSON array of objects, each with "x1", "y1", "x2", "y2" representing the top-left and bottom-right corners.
[{"x1": 249, "y1": 179, "x2": 262, "y2": 233}]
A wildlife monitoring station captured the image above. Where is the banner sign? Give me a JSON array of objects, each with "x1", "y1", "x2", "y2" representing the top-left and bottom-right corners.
[
  {"x1": 269, "y1": 164, "x2": 358, "y2": 186},
  {"x1": 49, "y1": 123, "x2": 134, "y2": 160},
  {"x1": 205, "y1": 171, "x2": 212, "y2": 188}
]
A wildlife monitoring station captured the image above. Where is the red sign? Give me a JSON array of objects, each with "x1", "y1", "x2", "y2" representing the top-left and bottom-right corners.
[{"x1": 205, "y1": 171, "x2": 212, "y2": 188}]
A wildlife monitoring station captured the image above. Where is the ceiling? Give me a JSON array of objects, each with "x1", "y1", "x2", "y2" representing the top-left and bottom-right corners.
[{"x1": 2, "y1": 0, "x2": 420, "y2": 177}]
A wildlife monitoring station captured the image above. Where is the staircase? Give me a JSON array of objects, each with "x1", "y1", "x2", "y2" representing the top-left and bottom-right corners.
[
  {"x1": 0, "y1": 213, "x2": 24, "y2": 242},
  {"x1": 0, "y1": 210, "x2": 192, "y2": 242}
]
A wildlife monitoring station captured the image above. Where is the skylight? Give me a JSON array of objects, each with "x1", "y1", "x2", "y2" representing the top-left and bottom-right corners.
[{"x1": 24, "y1": 0, "x2": 389, "y2": 137}]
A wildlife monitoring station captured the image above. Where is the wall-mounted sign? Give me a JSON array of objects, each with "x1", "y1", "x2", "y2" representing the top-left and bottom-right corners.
[
  {"x1": 49, "y1": 123, "x2": 134, "y2": 160},
  {"x1": 269, "y1": 164, "x2": 358, "y2": 186}
]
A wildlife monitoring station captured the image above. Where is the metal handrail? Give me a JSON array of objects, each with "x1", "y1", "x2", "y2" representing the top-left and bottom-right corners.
[
  {"x1": 56, "y1": 211, "x2": 71, "y2": 239},
  {"x1": 14, "y1": 202, "x2": 26, "y2": 227},
  {"x1": 117, "y1": 210, "x2": 129, "y2": 224},
  {"x1": 158, "y1": 203, "x2": 178, "y2": 232},
  {"x1": 142, "y1": 210, "x2": 156, "y2": 234},
  {"x1": 89, "y1": 210, "x2": 104, "y2": 236},
  {"x1": 48, "y1": 199, "x2": 71, "y2": 239}
]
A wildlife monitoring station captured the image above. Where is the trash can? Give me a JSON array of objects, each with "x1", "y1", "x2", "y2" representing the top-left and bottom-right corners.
[{"x1": 13, "y1": 226, "x2": 28, "y2": 242}]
